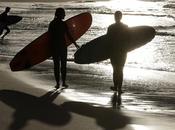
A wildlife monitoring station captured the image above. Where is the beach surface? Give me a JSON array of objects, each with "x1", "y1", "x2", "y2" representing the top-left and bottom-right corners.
[{"x1": 0, "y1": 60, "x2": 175, "y2": 130}]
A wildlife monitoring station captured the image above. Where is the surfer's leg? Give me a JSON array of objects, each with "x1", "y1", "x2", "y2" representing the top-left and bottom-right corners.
[
  {"x1": 1, "y1": 26, "x2": 10, "y2": 39},
  {"x1": 110, "y1": 58, "x2": 121, "y2": 91},
  {"x1": 117, "y1": 53, "x2": 127, "y2": 105},
  {"x1": 116, "y1": 67, "x2": 123, "y2": 105},
  {"x1": 110, "y1": 63, "x2": 123, "y2": 107},
  {"x1": 0, "y1": 29, "x2": 3, "y2": 36},
  {"x1": 112, "y1": 67, "x2": 118, "y2": 91},
  {"x1": 110, "y1": 52, "x2": 127, "y2": 105},
  {"x1": 0, "y1": 23, "x2": 5, "y2": 37},
  {"x1": 111, "y1": 65, "x2": 124, "y2": 106},
  {"x1": 61, "y1": 59, "x2": 67, "y2": 85},
  {"x1": 53, "y1": 57, "x2": 60, "y2": 88},
  {"x1": 61, "y1": 49, "x2": 68, "y2": 87}
]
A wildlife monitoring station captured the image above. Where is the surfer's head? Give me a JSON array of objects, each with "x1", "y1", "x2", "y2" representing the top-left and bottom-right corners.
[
  {"x1": 5, "y1": 7, "x2": 11, "y2": 13},
  {"x1": 55, "y1": 8, "x2": 65, "y2": 20},
  {"x1": 114, "y1": 11, "x2": 122, "y2": 23}
]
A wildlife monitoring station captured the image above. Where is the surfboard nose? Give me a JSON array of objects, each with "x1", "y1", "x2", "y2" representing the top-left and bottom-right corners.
[
  {"x1": 74, "y1": 48, "x2": 83, "y2": 64},
  {"x1": 152, "y1": 27, "x2": 156, "y2": 38},
  {"x1": 10, "y1": 58, "x2": 27, "y2": 71},
  {"x1": 147, "y1": 26, "x2": 156, "y2": 40},
  {"x1": 9, "y1": 51, "x2": 31, "y2": 71}
]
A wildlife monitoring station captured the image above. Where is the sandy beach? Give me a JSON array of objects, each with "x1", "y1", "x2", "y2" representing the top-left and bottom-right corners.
[{"x1": 0, "y1": 59, "x2": 175, "y2": 130}]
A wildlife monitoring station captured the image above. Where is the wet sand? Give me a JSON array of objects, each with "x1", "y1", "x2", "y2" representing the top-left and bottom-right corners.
[{"x1": 0, "y1": 61, "x2": 175, "y2": 130}]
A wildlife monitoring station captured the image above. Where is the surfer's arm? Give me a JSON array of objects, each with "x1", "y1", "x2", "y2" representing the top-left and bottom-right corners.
[{"x1": 65, "y1": 23, "x2": 80, "y2": 49}]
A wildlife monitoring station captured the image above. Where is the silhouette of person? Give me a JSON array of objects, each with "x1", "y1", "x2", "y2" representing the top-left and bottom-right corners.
[
  {"x1": 107, "y1": 11, "x2": 128, "y2": 105},
  {"x1": 0, "y1": 7, "x2": 11, "y2": 39},
  {"x1": 48, "y1": 8, "x2": 79, "y2": 89}
]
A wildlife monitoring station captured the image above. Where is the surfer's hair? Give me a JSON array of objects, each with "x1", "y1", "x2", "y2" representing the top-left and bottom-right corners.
[
  {"x1": 55, "y1": 8, "x2": 65, "y2": 17},
  {"x1": 114, "y1": 11, "x2": 122, "y2": 21},
  {"x1": 5, "y1": 7, "x2": 11, "y2": 12}
]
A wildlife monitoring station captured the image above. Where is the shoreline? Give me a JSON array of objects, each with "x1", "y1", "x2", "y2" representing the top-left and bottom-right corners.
[
  {"x1": 1, "y1": 55, "x2": 175, "y2": 114},
  {"x1": 0, "y1": 61, "x2": 175, "y2": 130}
]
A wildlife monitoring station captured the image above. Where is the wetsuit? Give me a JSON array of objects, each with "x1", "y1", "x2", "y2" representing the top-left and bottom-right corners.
[
  {"x1": 107, "y1": 22, "x2": 128, "y2": 91},
  {"x1": 48, "y1": 18, "x2": 68, "y2": 85},
  {"x1": 0, "y1": 11, "x2": 10, "y2": 37}
]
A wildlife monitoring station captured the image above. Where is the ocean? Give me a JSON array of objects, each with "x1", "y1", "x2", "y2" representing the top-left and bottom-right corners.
[{"x1": 0, "y1": 0, "x2": 175, "y2": 114}]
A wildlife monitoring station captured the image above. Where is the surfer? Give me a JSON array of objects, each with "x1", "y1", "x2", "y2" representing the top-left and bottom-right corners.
[
  {"x1": 48, "y1": 8, "x2": 79, "y2": 89},
  {"x1": 0, "y1": 7, "x2": 11, "y2": 39},
  {"x1": 107, "y1": 11, "x2": 128, "y2": 105}
]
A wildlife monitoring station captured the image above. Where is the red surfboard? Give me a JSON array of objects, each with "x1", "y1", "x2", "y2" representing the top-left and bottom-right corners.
[{"x1": 10, "y1": 12, "x2": 92, "y2": 71}]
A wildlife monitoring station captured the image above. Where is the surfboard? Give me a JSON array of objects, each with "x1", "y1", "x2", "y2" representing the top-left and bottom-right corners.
[
  {"x1": 10, "y1": 12, "x2": 92, "y2": 71},
  {"x1": 74, "y1": 26, "x2": 155, "y2": 64},
  {"x1": 0, "y1": 15, "x2": 22, "y2": 26}
]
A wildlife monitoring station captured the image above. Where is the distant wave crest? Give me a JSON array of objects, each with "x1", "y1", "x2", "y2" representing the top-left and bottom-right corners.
[
  {"x1": 156, "y1": 32, "x2": 175, "y2": 36},
  {"x1": 154, "y1": 25, "x2": 175, "y2": 36},
  {"x1": 163, "y1": 4, "x2": 175, "y2": 9},
  {"x1": 155, "y1": 25, "x2": 175, "y2": 29}
]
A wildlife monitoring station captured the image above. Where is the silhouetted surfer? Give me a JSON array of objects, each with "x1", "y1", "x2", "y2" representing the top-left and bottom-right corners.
[
  {"x1": 0, "y1": 7, "x2": 11, "y2": 39},
  {"x1": 48, "y1": 8, "x2": 79, "y2": 89},
  {"x1": 107, "y1": 11, "x2": 128, "y2": 106}
]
